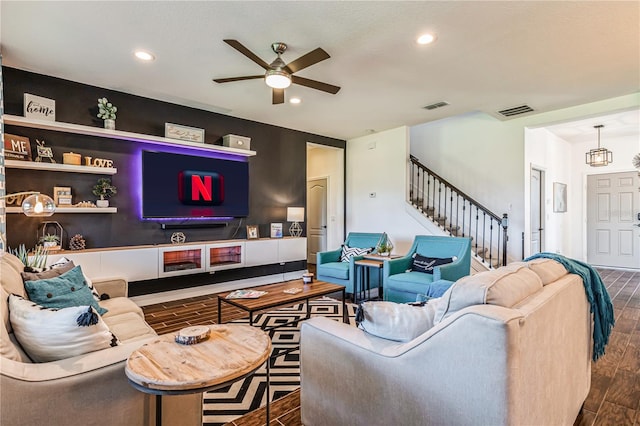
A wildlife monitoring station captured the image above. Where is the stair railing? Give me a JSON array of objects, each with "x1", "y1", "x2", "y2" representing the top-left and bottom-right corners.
[{"x1": 409, "y1": 155, "x2": 508, "y2": 268}]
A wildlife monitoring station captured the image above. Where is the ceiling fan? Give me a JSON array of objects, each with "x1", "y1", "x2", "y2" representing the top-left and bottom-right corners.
[{"x1": 213, "y1": 39, "x2": 341, "y2": 104}]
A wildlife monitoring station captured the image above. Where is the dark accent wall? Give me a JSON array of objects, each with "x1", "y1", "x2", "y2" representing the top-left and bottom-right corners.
[{"x1": 3, "y1": 67, "x2": 345, "y2": 249}]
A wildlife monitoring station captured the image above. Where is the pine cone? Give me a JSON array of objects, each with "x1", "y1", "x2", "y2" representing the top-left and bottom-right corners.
[{"x1": 69, "y1": 234, "x2": 86, "y2": 251}]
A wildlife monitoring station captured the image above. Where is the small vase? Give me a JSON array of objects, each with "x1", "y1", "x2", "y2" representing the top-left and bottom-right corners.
[
  {"x1": 104, "y1": 119, "x2": 115, "y2": 130},
  {"x1": 96, "y1": 199, "x2": 109, "y2": 208}
]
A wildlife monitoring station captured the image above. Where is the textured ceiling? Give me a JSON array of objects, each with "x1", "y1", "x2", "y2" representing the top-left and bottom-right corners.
[{"x1": 1, "y1": 1, "x2": 638, "y2": 140}]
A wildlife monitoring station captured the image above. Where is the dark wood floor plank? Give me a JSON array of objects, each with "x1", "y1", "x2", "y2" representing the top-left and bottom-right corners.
[{"x1": 593, "y1": 401, "x2": 636, "y2": 426}]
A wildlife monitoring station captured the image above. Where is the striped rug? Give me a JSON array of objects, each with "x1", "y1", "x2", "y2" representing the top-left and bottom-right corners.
[{"x1": 203, "y1": 297, "x2": 357, "y2": 426}]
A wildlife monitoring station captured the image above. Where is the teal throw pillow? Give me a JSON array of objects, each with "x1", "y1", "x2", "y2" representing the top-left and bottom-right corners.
[{"x1": 24, "y1": 265, "x2": 108, "y2": 315}]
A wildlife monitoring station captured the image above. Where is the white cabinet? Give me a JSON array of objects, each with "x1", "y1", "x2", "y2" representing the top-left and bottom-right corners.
[
  {"x1": 278, "y1": 237, "x2": 307, "y2": 263},
  {"x1": 244, "y1": 239, "x2": 279, "y2": 266},
  {"x1": 47, "y1": 252, "x2": 101, "y2": 278},
  {"x1": 101, "y1": 248, "x2": 158, "y2": 281}
]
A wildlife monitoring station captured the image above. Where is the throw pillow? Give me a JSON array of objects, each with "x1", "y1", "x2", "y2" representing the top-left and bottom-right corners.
[
  {"x1": 356, "y1": 301, "x2": 437, "y2": 342},
  {"x1": 48, "y1": 257, "x2": 101, "y2": 301},
  {"x1": 340, "y1": 245, "x2": 373, "y2": 262},
  {"x1": 8, "y1": 294, "x2": 118, "y2": 362},
  {"x1": 21, "y1": 260, "x2": 75, "y2": 282},
  {"x1": 410, "y1": 254, "x2": 457, "y2": 274},
  {"x1": 23, "y1": 265, "x2": 107, "y2": 315}
]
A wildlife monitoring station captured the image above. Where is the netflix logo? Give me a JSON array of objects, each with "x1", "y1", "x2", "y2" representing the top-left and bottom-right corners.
[{"x1": 178, "y1": 170, "x2": 225, "y2": 206}]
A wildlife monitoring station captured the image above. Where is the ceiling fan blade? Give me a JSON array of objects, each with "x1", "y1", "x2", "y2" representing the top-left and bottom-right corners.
[
  {"x1": 272, "y1": 88, "x2": 285, "y2": 104},
  {"x1": 223, "y1": 39, "x2": 270, "y2": 70},
  {"x1": 284, "y1": 48, "x2": 330, "y2": 74},
  {"x1": 213, "y1": 75, "x2": 264, "y2": 84},
  {"x1": 291, "y1": 75, "x2": 341, "y2": 94}
]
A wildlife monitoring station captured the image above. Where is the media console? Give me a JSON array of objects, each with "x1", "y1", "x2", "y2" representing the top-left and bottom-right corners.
[{"x1": 45, "y1": 237, "x2": 307, "y2": 284}]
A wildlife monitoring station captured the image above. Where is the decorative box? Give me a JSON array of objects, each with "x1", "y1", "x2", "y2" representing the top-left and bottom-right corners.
[
  {"x1": 223, "y1": 134, "x2": 251, "y2": 150},
  {"x1": 63, "y1": 152, "x2": 81, "y2": 165}
]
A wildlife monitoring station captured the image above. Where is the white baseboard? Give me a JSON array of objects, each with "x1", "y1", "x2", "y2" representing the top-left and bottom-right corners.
[{"x1": 130, "y1": 270, "x2": 307, "y2": 306}]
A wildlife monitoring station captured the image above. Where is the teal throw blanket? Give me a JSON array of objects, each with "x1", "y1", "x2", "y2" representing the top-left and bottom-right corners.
[{"x1": 525, "y1": 252, "x2": 614, "y2": 361}]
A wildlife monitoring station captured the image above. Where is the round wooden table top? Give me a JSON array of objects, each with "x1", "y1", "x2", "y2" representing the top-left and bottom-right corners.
[{"x1": 125, "y1": 324, "x2": 271, "y2": 393}]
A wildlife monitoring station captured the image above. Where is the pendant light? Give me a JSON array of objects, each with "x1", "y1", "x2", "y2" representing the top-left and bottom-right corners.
[{"x1": 585, "y1": 124, "x2": 613, "y2": 167}]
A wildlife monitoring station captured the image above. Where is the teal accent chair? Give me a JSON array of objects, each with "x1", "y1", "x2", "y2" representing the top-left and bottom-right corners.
[
  {"x1": 384, "y1": 235, "x2": 471, "y2": 303},
  {"x1": 316, "y1": 232, "x2": 386, "y2": 295}
]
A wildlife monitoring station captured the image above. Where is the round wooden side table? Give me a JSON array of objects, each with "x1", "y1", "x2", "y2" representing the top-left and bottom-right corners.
[{"x1": 125, "y1": 324, "x2": 271, "y2": 426}]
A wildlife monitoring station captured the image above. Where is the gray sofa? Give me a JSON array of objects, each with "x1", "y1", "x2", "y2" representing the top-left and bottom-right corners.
[
  {"x1": 1, "y1": 252, "x2": 202, "y2": 426},
  {"x1": 300, "y1": 258, "x2": 592, "y2": 425}
]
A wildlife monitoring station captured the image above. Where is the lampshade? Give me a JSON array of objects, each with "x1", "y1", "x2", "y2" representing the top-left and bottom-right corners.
[
  {"x1": 585, "y1": 124, "x2": 613, "y2": 167},
  {"x1": 265, "y1": 69, "x2": 291, "y2": 89},
  {"x1": 21, "y1": 193, "x2": 56, "y2": 217},
  {"x1": 287, "y1": 207, "x2": 305, "y2": 222}
]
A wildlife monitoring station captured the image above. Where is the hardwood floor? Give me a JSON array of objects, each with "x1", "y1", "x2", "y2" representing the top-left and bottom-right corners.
[{"x1": 142, "y1": 268, "x2": 640, "y2": 426}]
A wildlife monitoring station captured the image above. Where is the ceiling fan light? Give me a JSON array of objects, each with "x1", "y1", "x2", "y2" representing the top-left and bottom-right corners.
[{"x1": 265, "y1": 69, "x2": 291, "y2": 89}]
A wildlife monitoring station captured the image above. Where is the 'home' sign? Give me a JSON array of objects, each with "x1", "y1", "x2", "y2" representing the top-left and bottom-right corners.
[{"x1": 24, "y1": 93, "x2": 56, "y2": 121}]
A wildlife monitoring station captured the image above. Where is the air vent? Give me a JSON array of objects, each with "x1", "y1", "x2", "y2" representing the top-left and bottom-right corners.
[
  {"x1": 497, "y1": 104, "x2": 534, "y2": 117},
  {"x1": 423, "y1": 101, "x2": 449, "y2": 110}
]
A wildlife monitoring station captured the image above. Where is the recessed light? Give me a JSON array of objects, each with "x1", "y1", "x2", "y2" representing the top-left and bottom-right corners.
[
  {"x1": 290, "y1": 97, "x2": 302, "y2": 104},
  {"x1": 134, "y1": 50, "x2": 155, "y2": 61},
  {"x1": 417, "y1": 33, "x2": 436, "y2": 45}
]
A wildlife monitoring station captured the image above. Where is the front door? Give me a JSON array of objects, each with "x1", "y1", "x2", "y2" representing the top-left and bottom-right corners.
[
  {"x1": 307, "y1": 178, "x2": 328, "y2": 264},
  {"x1": 587, "y1": 171, "x2": 640, "y2": 268}
]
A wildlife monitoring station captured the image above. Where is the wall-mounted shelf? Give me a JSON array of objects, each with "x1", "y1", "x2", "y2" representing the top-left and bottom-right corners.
[
  {"x1": 6, "y1": 207, "x2": 117, "y2": 214},
  {"x1": 5, "y1": 159, "x2": 117, "y2": 175},
  {"x1": 4, "y1": 114, "x2": 256, "y2": 157}
]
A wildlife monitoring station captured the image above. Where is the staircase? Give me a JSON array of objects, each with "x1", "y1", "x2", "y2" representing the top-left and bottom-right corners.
[{"x1": 409, "y1": 155, "x2": 508, "y2": 269}]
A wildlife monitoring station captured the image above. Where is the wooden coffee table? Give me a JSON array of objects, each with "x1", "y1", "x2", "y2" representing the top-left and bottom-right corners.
[{"x1": 217, "y1": 279, "x2": 347, "y2": 327}]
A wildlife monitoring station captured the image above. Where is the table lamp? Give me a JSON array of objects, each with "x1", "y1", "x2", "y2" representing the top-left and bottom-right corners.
[{"x1": 287, "y1": 207, "x2": 304, "y2": 237}]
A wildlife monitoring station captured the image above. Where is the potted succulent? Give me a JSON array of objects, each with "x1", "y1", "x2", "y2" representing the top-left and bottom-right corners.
[
  {"x1": 39, "y1": 234, "x2": 61, "y2": 250},
  {"x1": 92, "y1": 178, "x2": 117, "y2": 207},
  {"x1": 97, "y1": 97, "x2": 117, "y2": 129}
]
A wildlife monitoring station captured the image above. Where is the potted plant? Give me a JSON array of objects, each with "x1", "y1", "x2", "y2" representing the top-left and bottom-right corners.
[
  {"x1": 376, "y1": 239, "x2": 394, "y2": 257},
  {"x1": 97, "y1": 97, "x2": 117, "y2": 129},
  {"x1": 10, "y1": 244, "x2": 48, "y2": 272},
  {"x1": 39, "y1": 234, "x2": 61, "y2": 249},
  {"x1": 92, "y1": 178, "x2": 117, "y2": 207}
]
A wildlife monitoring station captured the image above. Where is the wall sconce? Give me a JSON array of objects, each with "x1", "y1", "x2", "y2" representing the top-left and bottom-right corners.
[
  {"x1": 287, "y1": 207, "x2": 305, "y2": 237},
  {"x1": 1, "y1": 192, "x2": 56, "y2": 216}
]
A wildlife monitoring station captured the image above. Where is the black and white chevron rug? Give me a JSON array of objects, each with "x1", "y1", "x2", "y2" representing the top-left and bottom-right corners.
[{"x1": 203, "y1": 297, "x2": 357, "y2": 426}]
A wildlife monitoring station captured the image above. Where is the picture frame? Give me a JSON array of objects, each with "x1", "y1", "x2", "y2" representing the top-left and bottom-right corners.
[
  {"x1": 53, "y1": 186, "x2": 72, "y2": 206},
  {"x1": 553, "y1": 182, "x2": 567, "y2": 213},
  {"x1": 270, "y1": 223, "x2": 283, "y2": 238},
  {"x1": 246, "y1": 225, "x2": 259, "y2": 239},
  {"x1": 24, "y1": 93, "x2": 56, "y2": 121},
  {"x1": 165, "y1": 123, "x2": 205, "y2": 143},
  {"x1": 3, "y1": 133, "x2": 32, "y2": 161}
]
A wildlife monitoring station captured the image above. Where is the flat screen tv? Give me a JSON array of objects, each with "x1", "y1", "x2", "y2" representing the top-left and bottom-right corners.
[{"x1": 142, "y1": 150, "x2": 249, "y2": 219}]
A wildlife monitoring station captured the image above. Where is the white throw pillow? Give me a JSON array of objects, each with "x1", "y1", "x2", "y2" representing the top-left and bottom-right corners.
[
  {"x1": 8, "y1": 294, "x2": 118, "y2": 362},
  {"x1": 357, "y1": 301, "x2": 437, "y2": 342}
]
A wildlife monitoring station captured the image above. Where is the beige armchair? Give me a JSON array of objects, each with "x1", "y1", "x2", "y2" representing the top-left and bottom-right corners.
[{"x1": 1, "y1": 252, "x2": 201, "y2": 425}]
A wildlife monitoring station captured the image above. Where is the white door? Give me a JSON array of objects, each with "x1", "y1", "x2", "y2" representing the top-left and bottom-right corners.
[
  {"x1": 530, "y1": 168, "x2": 544, "y2": 255},
  {"x1": 587, "y1": 171, "x2": 640, "y2": 268},
  {"x1": 307, "y1": 178, "x2": 328, "y2": 264}
]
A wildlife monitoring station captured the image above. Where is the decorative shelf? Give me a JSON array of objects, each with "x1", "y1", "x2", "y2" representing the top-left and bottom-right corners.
[
  {"x1": 4, "y1": 115, "x2": 256, "y2": 157},
  {"x1": 5, "y1": 159, "x2": 117, "y2": 175},
  {"x1": 6, "y1": 207, "x2": 117, "y2": 214}
]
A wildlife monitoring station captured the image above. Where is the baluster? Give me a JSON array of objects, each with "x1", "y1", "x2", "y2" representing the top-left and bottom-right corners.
[
  {"x1": 482, "y1": 212, "x2": 487, "y2": 265},
  {"x1": 462, "y1": 200, "x2": 466, "y2": 238},
  {"x1": 474, "y1": 206, "x2": 479, "y2": 255}
]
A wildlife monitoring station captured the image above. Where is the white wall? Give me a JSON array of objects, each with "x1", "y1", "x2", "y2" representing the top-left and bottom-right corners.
[
  {"x1": 524, "y1": 128, "x2": 573, "y2": 256},
  {"x1": 409, "y1": 93, "x2": 639, "y2": 261},
  {"x1": 346, "y1": 126, "x2": 431, "y2": 254},
  {"x1": 307, "y1": 144, "x2": 345, "y2": 250}
]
